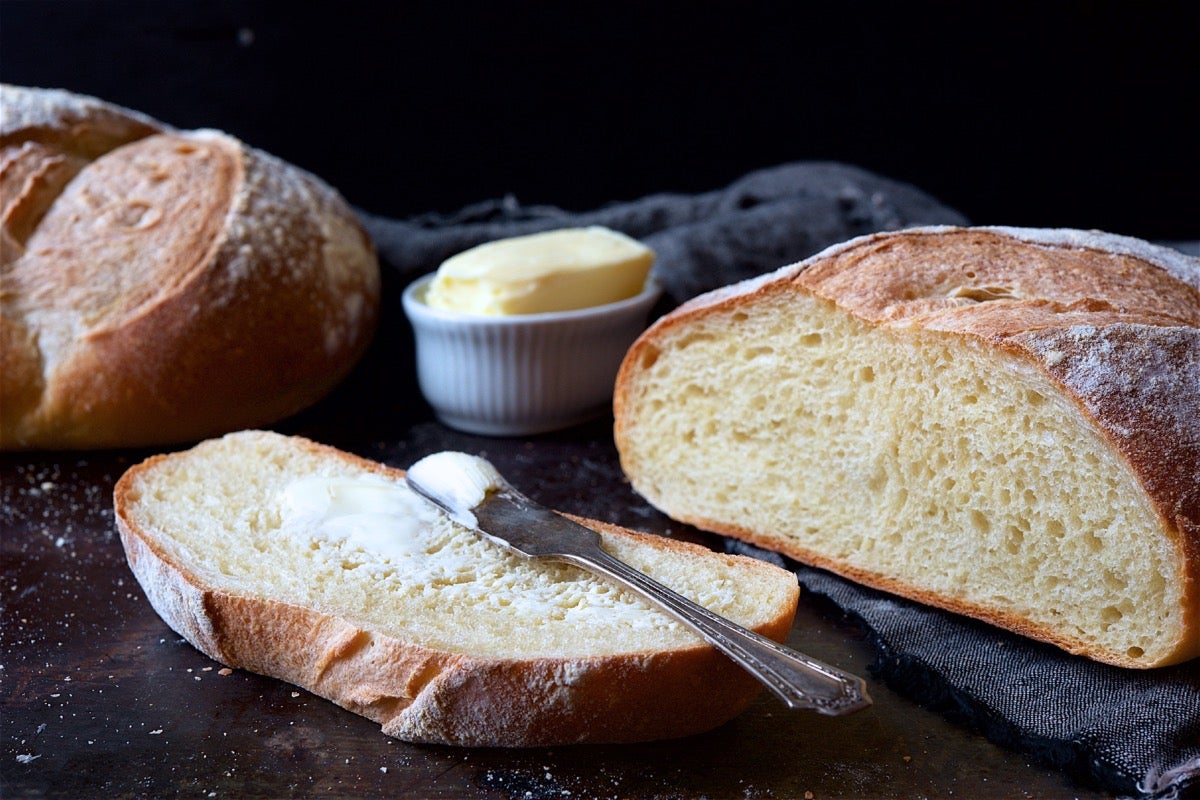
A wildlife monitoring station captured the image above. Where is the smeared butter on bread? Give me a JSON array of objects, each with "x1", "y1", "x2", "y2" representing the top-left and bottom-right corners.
[{"x1": 114, "y1": 430, "x2": 800, "y2": 745}]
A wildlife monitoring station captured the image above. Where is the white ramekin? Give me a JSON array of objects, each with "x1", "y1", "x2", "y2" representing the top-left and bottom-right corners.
[{"x1": 401, "y1": 274, "x2": 662, "y2": 435}]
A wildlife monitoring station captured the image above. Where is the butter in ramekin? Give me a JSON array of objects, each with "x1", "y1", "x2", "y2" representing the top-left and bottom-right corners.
[{"x1": 425, "y1": 226, "x2": 654, "y2": 315}]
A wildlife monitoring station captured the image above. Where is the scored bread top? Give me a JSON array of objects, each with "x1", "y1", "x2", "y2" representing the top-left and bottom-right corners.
[
  {"x1": 798, "y1": 227, "x2": 1200, "y2": 329},
  {"x1": 0, "y1": 83, "x2": 164, "y2": 157},
  {"x1": 0, "y1": 85, "x2": 380, "y2": 449}
]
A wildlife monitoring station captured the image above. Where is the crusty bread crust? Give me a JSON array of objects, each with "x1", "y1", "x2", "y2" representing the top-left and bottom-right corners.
[
  {"x1": 114, "y1": 432, "x2": 798, "y2": 746},
  {"x1": 1, "y1": 85, "x2": 380, "y2": 449},
  {"x1": 614, "y1": 226, "x2": 1200, "y2": 668}
]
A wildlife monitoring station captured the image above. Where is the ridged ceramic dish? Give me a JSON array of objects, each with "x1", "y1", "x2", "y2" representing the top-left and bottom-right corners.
[{"x1": 402, "y1": 274, "x2": 662, "y2": 435}]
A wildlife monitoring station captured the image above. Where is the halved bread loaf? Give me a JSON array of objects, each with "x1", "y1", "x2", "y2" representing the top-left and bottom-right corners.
[
  {"x1": 114, "y1": 430, "x2": 800, "y2": 746},
  {"x1": 614, "y1": 226, "x2": 1199, "y2": 668},
  {"x1": 1, "y1": 85, "x2": 380, "y2": 450}
]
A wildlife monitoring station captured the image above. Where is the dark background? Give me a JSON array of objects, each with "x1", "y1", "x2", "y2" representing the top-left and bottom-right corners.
[
  {"x1": 2, "y1": 0, "x2": 1197, "y2": 242},
  {"x1": 2, "y1": 6, "x2": 1197, "y2": 799}
]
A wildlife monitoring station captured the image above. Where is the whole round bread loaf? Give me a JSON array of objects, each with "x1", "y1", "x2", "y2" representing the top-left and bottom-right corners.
[
  {"x1": 0, "y1": 85, "x2": 380, "y2": 449},
  {"x1": 614, "y1": 226, "x2": 1200, "y2": 668}
]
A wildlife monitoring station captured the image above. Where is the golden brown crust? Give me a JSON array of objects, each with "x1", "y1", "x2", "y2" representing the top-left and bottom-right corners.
[
  {"x1": 795, "y1": 228, "x2": 1200, "y2": 327},
  {"x1": 614, "y1": 225, "x2": 1200, "y2": 668},
  {"x1": 0, "y1": 83, "x2": 164, "y2": 158},
  {"x1": 114, "y1": 433, "x2": 797, "y2": 746},
  {"x1": 0, "y1": 85, "x2": 380, "y2": 450}
]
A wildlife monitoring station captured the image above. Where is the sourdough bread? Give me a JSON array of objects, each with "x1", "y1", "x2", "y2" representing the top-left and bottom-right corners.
[
  {"x1": 113, "y1": 430, "x2": 800, "y2": 746},
  {"x1": 1, "y1": 85, "x2": 380, "y2": 449},
  {"x1": 614, "y1": 226, "x2": 1200, "y2": 668}
]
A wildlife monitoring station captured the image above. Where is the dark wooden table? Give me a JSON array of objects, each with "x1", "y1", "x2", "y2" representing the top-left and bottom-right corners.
[{"x1": 1, "y1": 322, "x2": 1108, "y2": 800}]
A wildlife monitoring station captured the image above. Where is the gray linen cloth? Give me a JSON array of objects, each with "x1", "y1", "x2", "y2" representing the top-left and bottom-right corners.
[
  {"x1": 750, "y1": 551, "x2": 1200, "y2": 800},
  {"x1": 360, "y1": 160, "x2": 967, "y2": 300}
]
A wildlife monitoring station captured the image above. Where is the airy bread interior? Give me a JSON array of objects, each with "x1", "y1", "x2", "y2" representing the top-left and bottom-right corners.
[
  {"x1": 617, "y1": 289, "x2": 1185, "y2": 666},
  {"x1": 118, "y1": 431, "x2": 793, "y2": 659}
]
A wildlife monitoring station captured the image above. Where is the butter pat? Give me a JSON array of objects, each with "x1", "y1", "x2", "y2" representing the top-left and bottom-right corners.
[
  {"x1": 407, "y1": 451, "x2": 505, "y2": 521},
  {"x1": 425, "y1": 226, "x2": 654, "y2": 315},
  {"x1": 279, "y1": 475, "x2": 441, "y2": 562}
]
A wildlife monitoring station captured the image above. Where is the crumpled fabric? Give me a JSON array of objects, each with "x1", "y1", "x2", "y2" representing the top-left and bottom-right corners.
[
  {"x1": 360, "y1": 160, "x2": 968, "y2": 303},
  {"x1": 727, "y1": 541, "x2": 1200, "y2": 800},
  {"x1": 364, "y1": 161, "x2": 1198, "y2": 799}
]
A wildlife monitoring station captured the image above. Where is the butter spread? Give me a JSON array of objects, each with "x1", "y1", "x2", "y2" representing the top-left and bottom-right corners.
[
  {"x1": 406, "y1": 451, "x2": 505, "y2": 523},
  {"x1": 276, "y1": 469, "x2": 687, "y2": 634},
  {"x1": 280, "y1": 474, "x2": 439, "y2": 561},
  {"x1": 424, "y1": 226, "x2": 654, "y2": 315}
]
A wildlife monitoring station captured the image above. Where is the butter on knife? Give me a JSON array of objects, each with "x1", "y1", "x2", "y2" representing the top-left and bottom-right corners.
[{"x1": 424, "y1": 226, "x2": 654, "y2": 315}]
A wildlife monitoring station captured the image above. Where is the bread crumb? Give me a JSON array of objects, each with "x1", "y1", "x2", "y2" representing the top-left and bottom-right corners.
[
  {"x1": 903, "y1": 755, "x2": 912, "y2": 763},
  {"x1": 218, "y1": 668, "x2": 233, "y2": 676},
  {"x1": 804, "y1": 792, "x2": 814, "y2": 799}
]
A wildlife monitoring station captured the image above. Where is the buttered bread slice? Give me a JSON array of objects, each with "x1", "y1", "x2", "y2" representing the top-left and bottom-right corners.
[
  {"x1": 614, "y1": 226, "x2": 1199, "y2": 668},
  {"x1": 114, "y1": 430, "x2": 800, "y2": 746}
]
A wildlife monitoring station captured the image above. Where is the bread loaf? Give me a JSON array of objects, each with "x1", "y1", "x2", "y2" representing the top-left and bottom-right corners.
[
  {"x1": 113, "y1": 430, "x2": 800, "y2": 746},
  {"x1": 1, "y1": 85, "x2": 380, "y2": 450},
  {"x1": 614, "y1": 226, "x2": 1200, "y2": 668}
]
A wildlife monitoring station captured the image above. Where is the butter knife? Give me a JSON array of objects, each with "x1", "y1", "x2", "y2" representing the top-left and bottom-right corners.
[{"x1": 405, "y1": 451, "x2": 871, "y2": 716}]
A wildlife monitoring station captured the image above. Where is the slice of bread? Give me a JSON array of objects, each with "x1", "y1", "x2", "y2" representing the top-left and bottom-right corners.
[
  {"x1": 614, "y1": 226, "x2": 1199, "y2": 669},
  {"x1": 114, "y1": 430, "x2": 800, "y2": 746}
]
